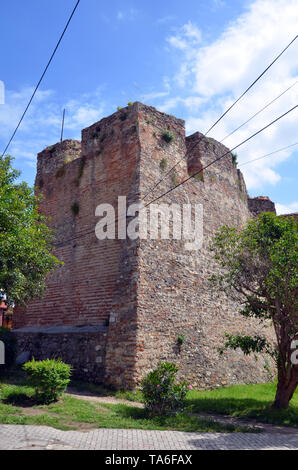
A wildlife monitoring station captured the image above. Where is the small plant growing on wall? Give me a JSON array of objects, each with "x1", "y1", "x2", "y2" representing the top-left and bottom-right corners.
[
  {"x1": 172, "y1": 170, "x2": 178, "y2": 187},
  {"x1": 71, "y1": 201, "x2": 79, "y2": 216},
  {"x1": 231, "y1": 152, "x2": 238, "y2": 166},
  {"x1": 177, "y1": 334, "x2": 186, "y2": 346},
  {"x1": 160, "y1": 158, "x2": 168, "y2": 171},
  {"x1": 117, "y1": 106, "x2": 122, "y2": 111},
  {"x1": 162, "y1": 130, "x2": 175, "y2": 143},
  {"x1": 193, "y1": 172, "x2": 203, "y2": 182},
  {"x1": 127, "y1": 101, "x2": 133, "y2": 106}
]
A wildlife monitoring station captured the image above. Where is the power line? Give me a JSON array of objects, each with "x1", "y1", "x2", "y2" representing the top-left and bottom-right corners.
[
  {"x1": 239, "y1": 142, "x2": 298, "y2": 167},
  {"x1": 53, "y1": 104, "x2": 297, "y2": 248},
  {"x1": 1, "y1": 0, "x2": 81, "y2": 158},
  {"x1": 220, "y1": 79, "x2": 298, "y2": 143},
  {"x1": 141, "y1": 34, "x2": 298, "y2": 202},
  {"x1": 145, "y1": 104, "x2": 297, "y2": 207}
]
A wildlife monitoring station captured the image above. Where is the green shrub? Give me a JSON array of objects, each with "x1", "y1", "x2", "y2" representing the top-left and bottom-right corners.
[
  {"x1": 127, "y1": 101, "x2": 133, "y2": 106},
  {"x1": 0, "y1": 327, "x2": 17, "y2": 372},
  {"x1": 141, "y1": 362, "x2": 188, "y2": 415},
  {"x1": 162, "y1": 130, "x2": 175, "y2": 143},
  {"x1": 23, "y1": 358, "x2": 72, "y2": 403}
]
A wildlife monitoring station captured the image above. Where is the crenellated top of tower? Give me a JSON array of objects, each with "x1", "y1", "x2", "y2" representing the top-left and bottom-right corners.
[{"x1": 34, "y1": 102, "x2": 275, "y2": 217}]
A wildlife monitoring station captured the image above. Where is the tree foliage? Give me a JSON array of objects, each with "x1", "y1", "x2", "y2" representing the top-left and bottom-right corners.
[
  {"x1": 210, "y1": 212, "x2": 298, "y2": 409},
  {"x1": 0, "y1": 155, "x2": 61, "y2": 306}
]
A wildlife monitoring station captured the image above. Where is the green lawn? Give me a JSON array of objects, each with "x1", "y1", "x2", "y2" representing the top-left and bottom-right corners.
[
  {"x1": 1, "y1": 372, "x2": 298, "y2": 431},
  {"x1": 0, "y1": 375, "x2": 253, "y2": 433},
  {"x1": 187, "y1": 382, "x2": 298, "y2": 427}
]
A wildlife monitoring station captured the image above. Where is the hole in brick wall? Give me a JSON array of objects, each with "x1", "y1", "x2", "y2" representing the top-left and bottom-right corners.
[
  {"x1": 71, "y1": 201, "x2": 80, "y2": 216},
  {"x1": 187, "y1": 155, "x2": 204, "y2": 182},
  {"x1": 55, "y1": 165, "x2": 66, "y2": 178}
]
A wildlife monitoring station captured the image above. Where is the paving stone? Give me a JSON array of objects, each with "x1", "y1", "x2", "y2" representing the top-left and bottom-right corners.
[{"x1": 0, "y1": 425, "x2": 297, "y2": 450}]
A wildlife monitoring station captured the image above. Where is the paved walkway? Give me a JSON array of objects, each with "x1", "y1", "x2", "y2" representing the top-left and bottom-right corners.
[{"x1": 0, "y1": 425, "x2": 298, "y2": 450}]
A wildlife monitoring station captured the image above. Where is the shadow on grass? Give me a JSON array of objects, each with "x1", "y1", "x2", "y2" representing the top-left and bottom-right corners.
[
  {"x1": 106, "y1": 404, "x2": 257, "y2": 433},
  {"x1": 187, "y1": 397, "x2": 298, "y2": 428},
  {"x1": 2, "y1": 392, "x2": 36, "y2": 407}
]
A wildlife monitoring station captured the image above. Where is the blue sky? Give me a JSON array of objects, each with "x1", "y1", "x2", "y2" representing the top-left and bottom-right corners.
[{"x1": 0, "y1": 0, "x2": 297, "y2": 214}]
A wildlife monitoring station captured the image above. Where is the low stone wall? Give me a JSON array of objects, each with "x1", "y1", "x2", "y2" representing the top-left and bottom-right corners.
[{"x1": 13, "y1": 325, "x2": 108, "y2": 383}]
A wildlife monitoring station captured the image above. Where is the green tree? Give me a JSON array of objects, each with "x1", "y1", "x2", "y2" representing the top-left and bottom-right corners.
[
  {"x1": 210, "y1": 212, "x2": 298, "y2": 409},
  {"x1": 0, "y1": 155, "x2": 61, "y2": 306}
]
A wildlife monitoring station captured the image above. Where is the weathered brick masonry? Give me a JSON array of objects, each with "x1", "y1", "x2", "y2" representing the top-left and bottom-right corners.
[{"x1": 14, "y1": 102, "x2": 276, "y2": 388}]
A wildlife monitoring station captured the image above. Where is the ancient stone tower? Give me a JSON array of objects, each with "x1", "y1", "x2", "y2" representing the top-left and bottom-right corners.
[{"x1": 14, "y1": 102, "x2": 276, "y2": 389}]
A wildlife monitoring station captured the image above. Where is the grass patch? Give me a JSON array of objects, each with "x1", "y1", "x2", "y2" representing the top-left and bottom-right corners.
[
  {"x1": 98, "y1": 403, "x2": 254, "y2": 433},
  {"x1": 0, "y1": 377, "x2": 252, "y2": 433},
  {"x1": 187, "y1": 382, "x2": 298, "y2": 427},
  {"x1": 2, "y1": 374, "x2": 298, "y2": 431}
]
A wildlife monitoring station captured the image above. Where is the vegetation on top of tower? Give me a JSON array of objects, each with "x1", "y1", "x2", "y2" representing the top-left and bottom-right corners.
[{"x1": 231, "y1": 152, "x2": 238, "y2": 166}]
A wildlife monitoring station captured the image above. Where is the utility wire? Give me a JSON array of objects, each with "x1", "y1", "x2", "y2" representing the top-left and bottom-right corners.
[
  {"x1": 53, "y1": 104, "x2": 297, "y2": 247},
  {"x1": 220, "y1": 79, "x2": 298, "y2": 143},
  {"x1": 1, "y1": 0, "x2": 81, "y2": 158},
  {"x1": 145, "y1": 105, "x2": 298, "y2": 207},
  {"x1": 141, "y1": 34, "x2": 298, "y2": 202},
  {"x1": 239, "y1": 142, "x2": 298, "y2": 167}
]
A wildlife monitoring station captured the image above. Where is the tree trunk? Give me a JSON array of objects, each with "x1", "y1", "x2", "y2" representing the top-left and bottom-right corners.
[{"x1": 272, "y1": 376, "x2": 298, "y2": 409}]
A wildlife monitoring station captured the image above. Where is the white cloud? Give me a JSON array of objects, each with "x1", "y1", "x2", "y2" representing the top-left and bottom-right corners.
[
  {"x1": 275, "y1": 201, "x2": 298, "y2": 215},
  {"x1": 167, "y1": 21, "x2": 202, "y2": 52},
  {"x1": 155, "y1": 15, "x2": 176, "y2": 25},
  {"x1": 0, "y1": 87, "x2": 106, "y2": 166},
  {"x1": 164, "y1": 0, "x2": 298, "y2": 191},
  {"x1": 117, "y1": 8, "x2": 138, "y2": 21}
]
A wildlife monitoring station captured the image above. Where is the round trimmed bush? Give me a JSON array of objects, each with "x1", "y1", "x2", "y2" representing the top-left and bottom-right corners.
[
  {"x1": 23, "y1": 358, "x2": 72, "y2": 403},
  {"x1": 141, "y1": 362, "x2": 188, "y2": 415}
]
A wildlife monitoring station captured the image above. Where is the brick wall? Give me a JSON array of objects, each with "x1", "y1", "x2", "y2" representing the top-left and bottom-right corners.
[
  {"x1": 14, "y1": 102, "x2": 276, "y2": 388},
  {"x1": 248, "y1": 196, "x2": 276, "y2": 217}
]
